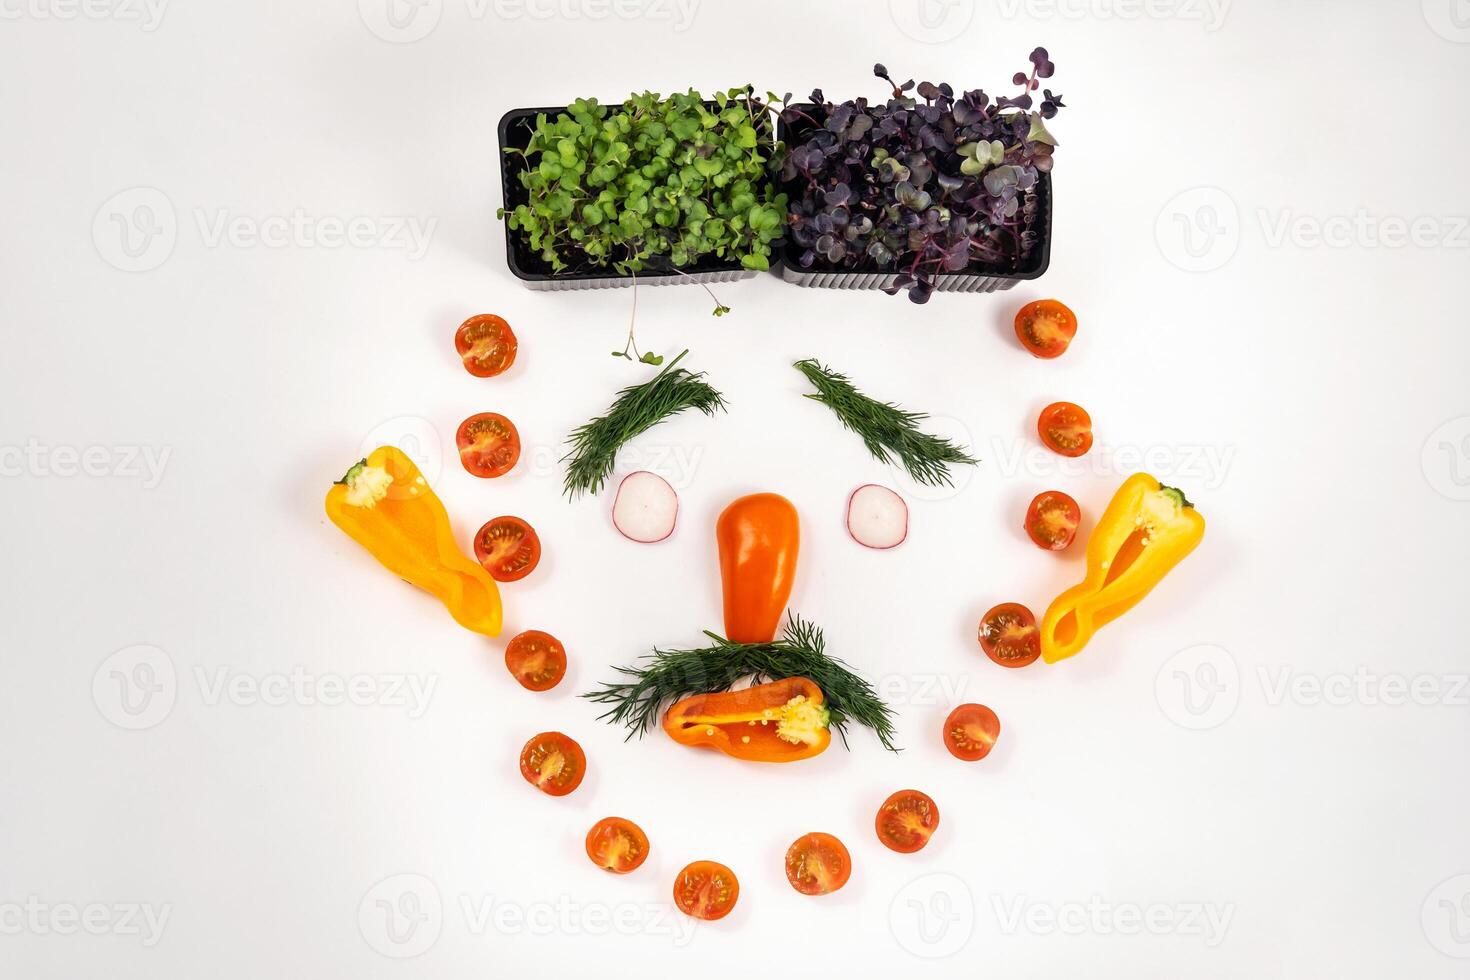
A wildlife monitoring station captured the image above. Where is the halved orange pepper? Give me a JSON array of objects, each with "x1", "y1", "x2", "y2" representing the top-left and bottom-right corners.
[
  {"x1": 325, "y1": 445, "x2": 502, "y2": 637},
  {"x1": 663, "y1": 677, "x2": 830, "y2": 762},
  {"x1": 1040, "y1": 472, "x2": 1204, "y2": 663},
  {"x1": 716, "y1": 493, "x2": 800, "y2": 643}
]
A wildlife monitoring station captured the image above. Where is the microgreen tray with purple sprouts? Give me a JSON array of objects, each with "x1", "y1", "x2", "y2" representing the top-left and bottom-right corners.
[{"x1": 775, "y1": 51, "x2": 1063, "y2": 302}]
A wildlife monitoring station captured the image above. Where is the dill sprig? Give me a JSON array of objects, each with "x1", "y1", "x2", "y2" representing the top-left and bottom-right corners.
[
  {"x1": 562, "y1": 350, "x2": 726, "y2": 498},
  {"x1": 794, "y1": 358, "x2": 978, "y2": 487},
  {"x1": 583, "y1": 614, "x2": 899, "y2": 752}
]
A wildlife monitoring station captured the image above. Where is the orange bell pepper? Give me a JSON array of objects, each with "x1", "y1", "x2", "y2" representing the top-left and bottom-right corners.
[
  {"x1": 663, "y1": 677, "x2": 831, "y2": 762},
  {"x1": 325, "y1": 446, "x2": 502, "y2": 637},
  {"x1": 1040, "y1": 473, "x2": 1204, "y2": 663},
  {"x1": 716, "y1": 493, "x2": 800, "y2": 643}
]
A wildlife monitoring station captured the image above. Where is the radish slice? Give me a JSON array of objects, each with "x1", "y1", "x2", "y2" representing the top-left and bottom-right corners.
[
  {"x1": 612, "y1": 471, "x2": 678, "y2": 543},
  {"x1": 847, "y1": 484, "x2": 908, "y2": 549}
]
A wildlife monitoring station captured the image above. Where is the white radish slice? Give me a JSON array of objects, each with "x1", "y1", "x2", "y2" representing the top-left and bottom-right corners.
[
  {"x1": 612, "y1": 471, "x2": 679, "y2": 543},
  {"x1": 847, "y1": 484, "x2": 908, "y2": 549}
]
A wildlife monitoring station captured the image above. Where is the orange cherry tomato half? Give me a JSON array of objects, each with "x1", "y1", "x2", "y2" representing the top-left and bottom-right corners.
[
  {"x1": 1037, "y1": 401, "x2": 1093, "y2": 458},
  {"x1": 875, "y1": 789, "x2": 939, "y2": 854},
  {"x1": 978, "y1": 602, "x2": 1041, "y2": 668},
  {"x1": 518, "y1": 731, "x2": 585, "y2": 797},
  {"x1": 585, "y1": 817, "x2": 649, "y2": 874},
  {"x1": 1014, "y1": 299, "x2": 1077, "y2": 358},
  {"x1": 456, "y1": 412, "x2": 521, "y2": 478},
  {"x1": 1025, "y1": 490, "x2": 1081, "y2": 551},
  {"x1": 943, "y1": 703, "x2": 1001, "y2": 761},
  {"x1": 455, "y1": 314, "x2": 518, "y2": 378},
  {"x1": 785, "y1": 832, "x2": 852, "y2": 896},
  {"x1": 474, "y1": 515, "x2": 541, "y2": 582},
  {"x1": 673, "y1": 861, "x2": 739, "y2": 920},
  {"x1": 503, "y1": 629, "x2": 566, "y2": 692}
]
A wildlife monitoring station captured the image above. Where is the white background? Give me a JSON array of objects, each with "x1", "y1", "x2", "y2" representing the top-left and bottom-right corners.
[{"x1": 3, "y1": 0, "x2": 1469, "y2": 976}]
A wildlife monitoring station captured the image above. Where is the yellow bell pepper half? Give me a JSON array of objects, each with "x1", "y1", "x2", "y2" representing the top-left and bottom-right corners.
[
  {"x1": 324, "y1": 445, "x2": 502, "y2": 637},
  {"x1": 1040, "y1": 473, "x2": 1204, "y2": 664}
]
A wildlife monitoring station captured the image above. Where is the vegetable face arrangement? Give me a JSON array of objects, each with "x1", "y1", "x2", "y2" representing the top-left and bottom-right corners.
[{"x1": 322, "y1": 50, "x2": 1215, "y2": 933}]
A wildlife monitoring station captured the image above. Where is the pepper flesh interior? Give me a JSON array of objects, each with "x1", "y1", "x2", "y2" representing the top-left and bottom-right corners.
[{"x1": 682, "y1": 695, "x2": 831, "y2": 746}]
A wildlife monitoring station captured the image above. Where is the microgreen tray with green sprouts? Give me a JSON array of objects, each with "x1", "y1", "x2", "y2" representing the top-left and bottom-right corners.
[
  {"x1": 773, "y1": 53, "x2": 1062, "y2": 301},
  {"x1": 497, "y1": 89, "x2": 788, "y2": 291}
]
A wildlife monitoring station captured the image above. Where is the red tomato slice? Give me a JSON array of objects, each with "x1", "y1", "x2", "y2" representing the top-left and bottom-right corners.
[
  {"x1": 978, "y1": 602, "x2": 1041, "y2": 668},
  {"x1": 785, "y1": 832, "x2": 852, "y2": 896},
  {"x1": 673, "y1": 861, "x2": 739, "y2": 920},
  {"x1": 875, "y1": 789, "x2": 939, "y2": 853},
  {"x1": 503, "y1": 630, "x2": 566, "y2": 692},
  {"x1": 455, "y1": 314, "x2": 518, "y2": 378},
  {"x1": 585, "y1": 817, "x2": 649, "y2": 874},
  {"x1": 518, "y1": 731, "x2": 585, "y2": 797},
  {"x1": 474, "y1": 516, "x2": 541, "y2": 582},
  {"x1": 1037, "y1": 401, "x2": 1093, "y2": 458},
  {"x1": 456, "y1": 412, "x2": 521, "y2": 478},
  {"x1": 1025, "y1": 490, "x2": 1081, "y2": 551},
  {"x1": 943, "y1": 703, "x2": 1001, "y2": 761},
  {"x1": 1015, "y1": 299, "x2": 1077, "y2": 358}
]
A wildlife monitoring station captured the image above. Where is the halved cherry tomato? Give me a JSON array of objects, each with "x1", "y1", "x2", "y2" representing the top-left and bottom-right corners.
[
  {"x1": 585, "y1": 817, "x2": 649, "y2": 874},
  {"x1": 518, "y1": 731, "x2": 585, "y2": 797},
  {"x1": 673, "y1": 861, "x2": 739, "y2": 920},
  {"x1": 875, "y1": 789, "x2": 939, "y2": 854},
  {"x1": 944, "y1": 703, "x2": 1001, "y2": 761},
  {"x1": 1014, "y1": 299, "x2": 1077, "y2": 358},
  {"x1": 978, "y1": 602, "x2": 1041, "y2": 668},
  {"x1": 456, "y1": 412, "x2": 520, "y2": 478},
  {"x1": 455, "y1": 314, "x2": 518, "y2": 378},
  {"x1": 474, "y1": 516, "x2": 541, "y2": 582},
  {"x1": 503, "y1": 629, "x2": 566, "y2": 691},
  {"x1": 1037, "y1": 401, "x2": 1093, "y2": 458},
  {"x1": 785, "y1": 832, "x2": 852, "y2": 896},
  {"x1": 1025, "y1": 490, "x2": 1081, "y2": 551}
]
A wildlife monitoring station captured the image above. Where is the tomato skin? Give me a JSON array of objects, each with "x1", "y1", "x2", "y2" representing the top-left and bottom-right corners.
[
  {"x1": 1015, "y1": 299, "x2": 1077, "y2": 358},
  {"x1": 1038, "y1": 402, "x2": 1093, "y2": 458},
  {"x1": 944, "y1": 704, "x2": 1001, "y2": 761},
  {"x1": 518, "y1": 732, "x2": 585, "y2": 797},
  {"x1": 875, "y1": 790, "x2": 940, "y2": 854},
  {"x1": 673, "y1": 861, "x2": 739, "y2": 920},
  {"x1": 504, "y1": 630, "x2": 566, "y2": 692},
  {"x1": 474, "y1": 516, "x2": 541, "y2": 582},
  {"x1": 785, "y1": 832, "x2": 852, "y2": 896},
  {"x1": 455, "y1": 314, "x2": 518, "y2": 378},
  {"x1": 1025, "y1": 490, "x2": 1081, "y2": 551},
  {"x1": 979, "y1": 602, "x2": 1041, "y2": 668},
  {"x1": 585, "y1": 817, "x2": 649, "y2": 874},
  {"x1": 456, "y1": 412, "x2": 521, "y2": 478}
]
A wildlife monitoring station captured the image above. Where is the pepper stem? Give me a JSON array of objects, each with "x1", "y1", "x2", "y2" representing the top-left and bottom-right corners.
[{"x1": 1158, "y1": 483, "x2": 1194, "y2": 509}]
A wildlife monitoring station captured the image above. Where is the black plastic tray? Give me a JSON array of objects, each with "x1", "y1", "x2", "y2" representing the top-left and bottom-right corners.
[
  {"x1": 774, "y1": 104, "x2": 1051, "y2": 294},
  {"x1": 497, "y1": 104, "x2": 764, "y2": 291}
]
